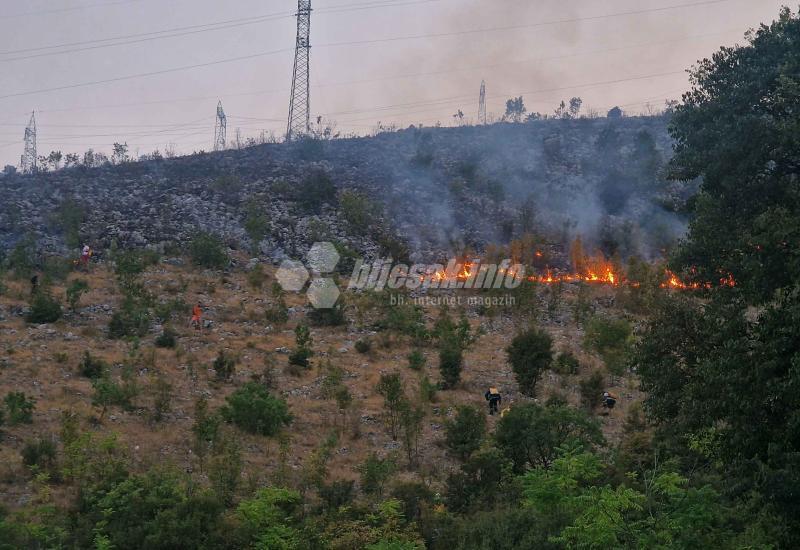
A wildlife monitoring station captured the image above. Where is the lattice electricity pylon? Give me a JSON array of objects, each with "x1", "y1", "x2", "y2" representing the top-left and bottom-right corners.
[
  {"x1": 213, "y1": 100, "x2": 227, "y2": 151},
  {"x1": 286, "y1": 0, "x2": 312, "y2": 141},
  {"x1": 20, "y1": 111, "x2": 37, "y2": 174},
  {"x1": 478, "y1": 80, "x2": 487, "y2": 125}
]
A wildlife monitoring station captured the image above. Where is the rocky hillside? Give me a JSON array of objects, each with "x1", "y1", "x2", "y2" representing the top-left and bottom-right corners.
[{"x1": 0, "y1": 115, "x2": 685, "y2": 265}]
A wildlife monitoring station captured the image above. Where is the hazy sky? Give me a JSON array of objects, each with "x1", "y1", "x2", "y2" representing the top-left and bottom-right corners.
[{"x1": 0, "y1": 0, "x2": 787, "y2": 166}]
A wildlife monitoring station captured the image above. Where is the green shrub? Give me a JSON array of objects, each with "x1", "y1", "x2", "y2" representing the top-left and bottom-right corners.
[
  {"x1": 247, "y1": 264, "x2": 267, "y2": 289},
  {"x1": 339, "y1": 190, "x2": 379, "y2": 234},
  {"x1": 307, "y1": 302, "x2": 346, "y2": 326},
  {"x1": 243, "y1": 200, "x2": 270, "y2": 246},
  {"x1": 407, "y1": 349, "x2": 425, "y2": 371},
  {"x1": 584, "y1": 316, "x2": 633, "y2": 375},
  {"x1": 221, "y1": 382, "x2": 292, "y2": 436},
  {"x1": 25, "y1": 292, "x2": 63, "y2": 324},
  {"x1": 358, "y1": 453, "x2": 397, "y2": 496},
  {"x1": 419, "y1": 375, "x2": 438, "y2": 403},
  {"x1": 296, "y1": 170, "x2": 337, "y2": 214},
  {"x1": 579, "y1": 370, "x2": 606, "y2": 410},
  {"x1": 65, "y1": 279, "x2": 89, "y2": 311},
  {"x1": 507, "y1": 327, "x2": 553, "y2": 397},
  {"x1": 355, "y1": 338, "x2": 372, "y2": 354},
  {"x1": 552, "y1": 351, "x2": 580, "y2": 375},
  {"x1": 79, "y1": 351, "x2": 107, "y2": 379},
  {"x1": 21, "y1": 437, "x2": 58, "y2": 478},
  {"x1": 41, "y1": 256, "x2": 72, "y2": 283},
  {"x1": 444, "y1": 405, "x2": 487, "y2": 461},
  {"x1": 4, "y1": 392, "x2": 35, "y2": 424},
  {"x1": 108, "y1": 298, "x2": 151, "y2": 339},
  {"x1": 288, "y1": 324, "x2": 313, "y2": 368},
  {"x1": 213, "y1": 350, "x2": 236, "y2": 381},
  {"x1": 155, "y1": 327, "x2": 177, "y2": 348},
  {"x1": 91, "y1": 374, "x2": 137, "y2": 418},
  {"x1": 188, "y1": 232, "x2": 228, "y2": 268},
  {"x1": 495, "y1": 402, "x2": 603, "y2": 472},
  {"x1": 153, "y1": 298, "x2": 188, "y2": 323},
  {"x1": 439, "y1": 339, "x2": 463, "y2": 389}
]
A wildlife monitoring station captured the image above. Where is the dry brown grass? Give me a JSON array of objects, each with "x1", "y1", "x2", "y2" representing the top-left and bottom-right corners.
[{"x1": 0, "y1": 256, "x2": 640, "y2": 510}]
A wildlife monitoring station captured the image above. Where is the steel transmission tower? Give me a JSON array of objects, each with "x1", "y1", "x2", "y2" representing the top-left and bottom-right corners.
[
  {"x1": 20, "y1": 112, "x2": 37, "y2": 174},
  {"x1": 214, "y1": 100, "x2": 227, "y2": 151},
  {"x1": 286, "y1": 0, "x2": 311, "y2": 141},
  {"x1": 478, "y1": 80, "x2": 487, "y2": 125}
]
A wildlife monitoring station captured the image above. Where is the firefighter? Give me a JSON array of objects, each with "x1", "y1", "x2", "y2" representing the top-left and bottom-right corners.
[
  {"x1": 485, "y1": 386, "x2": 502, "y2": 415},
  {"x1": 190, "y1": 302, "x2": 203, "y2": 330},
  {"x1": 603, "y1": 391, "x2": 618, "y2": 410}
]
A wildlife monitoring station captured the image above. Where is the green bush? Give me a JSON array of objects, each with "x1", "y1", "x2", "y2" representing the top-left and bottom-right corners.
[
  {"x1": 339, "y1": 190, "x2": 379, "y2": 234},
  {"x1": 407, "y1": 349, "x2": 426, "y2": 371},
  {"x1": 79, "y1": 351, "x2": 107, "y2": 379},
  {"x1": 221, "y1": 382, "x2": 292, "y2": 436},
  {"x1": 25, "y1": 292, "x2": 63, "y2": 324},
  {"x1": 21, "y1": 437, "x2": 58, "y2": 478},
  {"x1": 439, "y1": 339, "x2": 463, "y2": 389},
  {"x1": 552, "y1": 351, "x2": 580, "y2": 375},
  {"x1": 108, "y1": 298, "x2": 151, "y2": 339},
  {"x1": 358, "y1": 453, "x2": 397, "y2": 496},
  {"x1": 579, "y1": 370, "x2": 606, "y2": 410},
  {"x1": 296, "y1": 170, "x2": 337, "y2": 214},
  {"x1": 155, "y1": 327, "x2": 177, "y2": 348},
  {"x1": 4, "y1": 392, "x2": 35, "y2": 424},
  {"x1": 584, "y1": 316, "x2": 633, "y2": 375},
  {"x1": 495, "y1": 402, "x2": 603, "y2": 472},
  {"x1": 307, "y1": 303, "x2": 347, "y2": 326},
  {"x1": 445, "y1": 406, "x2": 487, "y2": 461},
  {"x1": 355, "y1": 338, "x2": 372, "y2": 354},
  {"x1": 213, "y1": 350, "x2": 236, "y2": 380},
  {"x1": 66, "y1": 279, "x2": 89, "y2": 311},
  {"x1": 188, "y1": 232, "x2": 228, "y2": 268},
  {"x1": 507, "y1": 327, "x2": 553, "y2": 397},
  {"x1": 288, "y1": 324, "x2": 313, "y2": 369}
]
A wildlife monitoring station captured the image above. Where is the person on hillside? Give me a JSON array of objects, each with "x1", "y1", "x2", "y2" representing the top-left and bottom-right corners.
[
  {"x1": 79, "y1": 244, "x2": 92, "y2": 270},
  {"x1": 190, "y1": 302, "x2": 203, "y2": 330},
  {"x1": 603, "y1": 391, "x2": 617, "y2": 410},
  {"x1": 30, "y1": 274, "x2": 38, "y2": 296},
  {"x1": 485, "y1": 386, "x2": 502, "y2": 415}
]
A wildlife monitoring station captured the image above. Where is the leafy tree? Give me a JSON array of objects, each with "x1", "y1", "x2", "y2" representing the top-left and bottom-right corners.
[
  {"x1": 188, "y1": 232, "x2": 228, "y2": 269},
  {"x1": 235, "y1": 487, "x2": 304, "y2": 549},
  {"x1": 507, "y1": 328, "x2": 553, "y2": 397},
  {"x1": 191, "y1": 396, "x2": 220, "y2": 466},
  {"x1": 668, "y1": 8, "x2": 800, "y2": 302},
  {"x1": 359, "y1": 453, "x2": 397, "y2": 497},
  {"x1": 407, "y1": 349, "x2": 425, "y2": 371},
  {"x1": 504, "y1": 96, "x2": 526, "y2": 122},
  {"x1": 584, "y1": 316, "x2": 632, "y2": 376},
  {"x1": 495, "y1": 402, "x2": 603, "y2": 472},
  {"x1": 377, "y1": 373, "x2": 406, "y2": 441},
  {"x1": 296, "y1": 169, "x2": 337, "y2": 214},
  {"x1": 243, "y1": 199, "x2": 270, "y2": 247},
  {"x1": 221, "y1": 382, "x2": 292, "y2": 436},
  {"x1": 444, "y1": 405, "x2": 486, "y2": 461},
  {"x1": 445, "y1": 447, "x2": 516, "y2": 514}
]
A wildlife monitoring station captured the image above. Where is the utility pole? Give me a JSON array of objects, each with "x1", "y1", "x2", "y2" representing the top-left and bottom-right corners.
[
  {"x1": 286, "y1": 0, "x2": 311, "y2": 141},
  {"x1": 478, "y1": 80, "x2": 487, "y2": 125},
  {"x1": 20, "y1": 111, "x2": 37, "y2": 174},
  {"x1": 214, "y1": 100, "x2": 227, "y2": 151}
]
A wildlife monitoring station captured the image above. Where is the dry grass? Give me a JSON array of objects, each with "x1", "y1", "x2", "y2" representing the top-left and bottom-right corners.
[{"x1": 0, "y1": 256, "x2": 640, "y2": 509}]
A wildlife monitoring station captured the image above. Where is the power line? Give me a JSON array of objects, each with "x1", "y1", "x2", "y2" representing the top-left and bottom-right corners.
[
  {"x1": 0, "y1": 0, "x2": 737, "y2": 101},
  {"x1": 0, "y1": 0, "x2": 149, "y2": 20}
]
